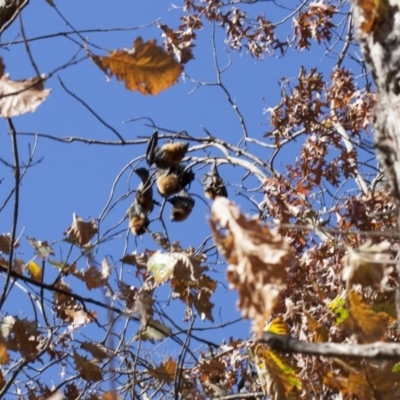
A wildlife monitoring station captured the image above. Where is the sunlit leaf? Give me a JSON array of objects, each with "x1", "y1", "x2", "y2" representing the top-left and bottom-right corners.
[
  {"x1": 147, "y1": 251, "x2": 176, "y2": 284},
  {"x1": 64, "y1": 213, "x2": 98, "y2": 247},
  {"x1": 27, "y1": 237, "x2": 54, "y2": 259},
  {"x1": 328, "y1": 296, "x2": 349, "y2": 324},
  {"x1": 252, "y1": 345, "x2": 301, "y2": 399},
  {"x1": 356, "y1": 0, "x2": 389, "y2": 33},
  {"x1": 89, "y1": 37, "x2": 183, "y2": 95},
  {"x1": 26, "y1": 261, "x2": 42, "y2": 282},
  {"x1": 265, "y1": 316, "x2": 290, "y2": 335},
  {"x1": 148, "y1": 357, "x2": 177, "y2": 384},
  {"x1": 340, "y1": 291, "x2": 391, "y2": 343},
  {"x1": 0, "y1": 57, "x2": 50, "y2": 117}
]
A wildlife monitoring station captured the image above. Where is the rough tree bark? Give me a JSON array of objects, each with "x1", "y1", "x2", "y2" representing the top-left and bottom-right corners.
[
  {"x1": 351, "y1": 0, "x2": 400, "y2": 323},
  {"x1": 351, "y1": 0, "x2": 400, "y2": 203}
]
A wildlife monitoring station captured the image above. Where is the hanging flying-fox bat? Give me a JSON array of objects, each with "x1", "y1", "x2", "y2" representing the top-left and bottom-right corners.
[
  {"x1": 156, "y1": 165, "x2": 195, "y2": 197},
  {"x1": 167, "y1": 189, "x2": 195, "y2": 222},
  {"x1": 146, "y1": 130, "x2": 189, "y2": 169},
  {"x1": 201, "y1": 160, "x2": 228, "y2": 199},
  {"x1": 134, "y1": 168, "x2": 153, "y2": 215},
  {"x1": 128, "y1": 200, "x2": 149, "y2": 236}
]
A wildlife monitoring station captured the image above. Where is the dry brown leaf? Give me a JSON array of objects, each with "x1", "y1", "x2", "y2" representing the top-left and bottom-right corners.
[
  {"x1": 0, "y1": 234, "x2": 17, "y2": 254},
  {"x1": 303, "y1": 310, "x2": 329, "y2": 343},
  {"x1": 73, "y1": 352, "x2": 103, "y2": 382},
  {"x1": 342, "y1": 240, "x2": 392, "y2": 290},
  {"x1": 81, "y1": 342, "x2": 112, "y2": 361},
  {"x1": 0, "y1": 335, "x2": 9, "y2": 365},
  {"x1": 73, "y1": 259, "x2": 110, "y2": 290},
  {"x1": 356, "y1": 0, "x2": 389, "y2": 33},
  {"x1": 53, "y1": 282, "x2": 94, "y2": 326},
  {"x1": 89, "y1": 37, "x2": 182, "y2": 95},
  {"x1": 169, "y1": 250, "x2": 216, "y2": 322},
  {"x1": 148, "y1": 357, "x2": 177, "y2": 384},
  {"x1": 63, "y1": 383, "x2": 80, "y2": 400},
  {"x1": 7, "y1": 318, "x2": 41, "y2": 361},
  {"x1": 64, "y1": 213, "x2": 98, "y2": 247},
  {"x1": 118, "y1": 282, "x2": 137, "y2": 310},
  {"x1": 0, "y1": 57, "x2": 50, "y2": 117},
  {"x1": 340, "y1": 291, "x2": 391, "y2": 343},
  {"x1": 102, "y1": 392, "x2": 121, "y2": 400},
  {"x1": 210, "y1": 197, "x2": 292, "y2": 335}
]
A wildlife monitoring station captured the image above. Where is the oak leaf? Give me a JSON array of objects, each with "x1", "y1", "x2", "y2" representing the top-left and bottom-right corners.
[
  {"x1": 210, "y1": 197, "x2": 292, "y2": 335},
  {"x1": 64, "y1": 213, "x2": 98, "y2": 247},
  {"x1": 90, "y1": 37, "x2": 182, "y2": 95},
  {"x1": 0, "y1": 57, "x2": 50, "y2": 117},
  {"x1": 342, "y1": 240, "x2": 392, "y2": 291},
  {"x1": 252, "y1": 346, "x2": 301, "y2": 399},
  {"x1": 73, "y1": 352, "x2": 102, "y2": 382},
  {"x1": 340, "y1": 291, "x2": 391, "y2": 343},
  {"x1": 81, "y1": 342, "x2": 112, "y2": 361},
  {"x1": 0, "y1": 234, "x2": 18, "y2": 254},
  {"x1": 147, "y1": 251, "x2": 176, "y2": 284},
  {"x1": 148, "y1": 357, "x2": 177, "y2": 384}
]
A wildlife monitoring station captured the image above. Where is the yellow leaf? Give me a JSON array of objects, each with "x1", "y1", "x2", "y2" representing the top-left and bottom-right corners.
[
  {"x1": 26, "y1": 261, "x2": 42, "y2": 282},
  {"x1": 265, "y1": 316, "x2": 290, "y2": 336},
  {"x1": 253, "y1": 346, "x2": 301, "y2": 398},
  {"x1": 328, "y1": 295, "x2": 349, "y2": 324},
  {"x1": 90, "y1": 37, "x2": 182, "y2": 95}
]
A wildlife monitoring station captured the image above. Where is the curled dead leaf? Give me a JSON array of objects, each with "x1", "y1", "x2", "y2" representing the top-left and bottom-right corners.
[
  {"x1": 342, "y1": 240, "x2": 392, "y2": 291},
  {"x1": 210, "y1": 197, "x2": 293, "y2": 335},
  {"x1": 64, "y1": 213, "x2": 98, "y2": 247},
  {"x1": 73, "y1": 352, "x2": 102, "y2": 382},
  {"x1": 0, "y1": 234, "x2": 18, "y2": 254},
  {"x1": 0, "y1": 57, "x2": 50, "y2": 118}
]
